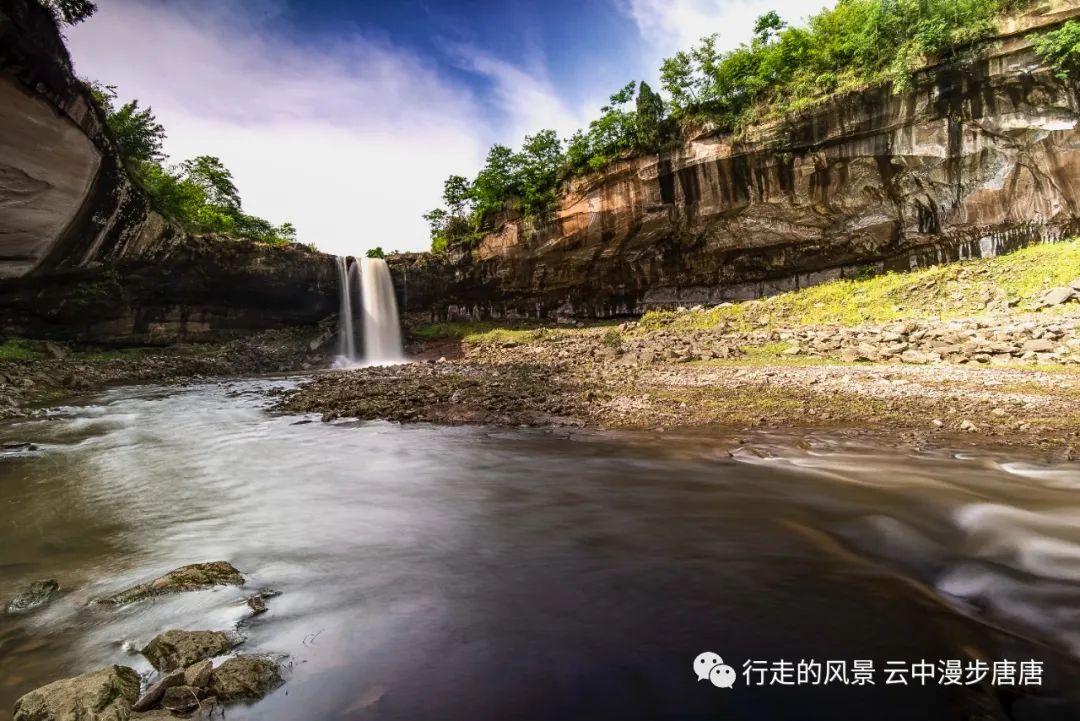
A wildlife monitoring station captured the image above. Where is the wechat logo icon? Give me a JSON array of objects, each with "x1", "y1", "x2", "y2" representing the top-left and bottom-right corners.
[{"x1": 695, "y1": 652, "x2": 737, "y2": 689}]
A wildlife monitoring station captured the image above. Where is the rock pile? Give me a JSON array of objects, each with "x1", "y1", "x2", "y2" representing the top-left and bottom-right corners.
[{"x1": 12, "y1": 562, "x2": 287, "y2": 721}]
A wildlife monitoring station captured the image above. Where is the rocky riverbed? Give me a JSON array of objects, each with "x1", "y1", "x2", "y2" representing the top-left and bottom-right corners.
[
  {"x1": 7, "y1": 562, "x2": 286, "y2": 721},
  {"x1": 0, "y1": 327, "x2": 334, "y2": 420},
  {"x1": 279, "y1": 307, "x2": 1080, "y2": 457}
]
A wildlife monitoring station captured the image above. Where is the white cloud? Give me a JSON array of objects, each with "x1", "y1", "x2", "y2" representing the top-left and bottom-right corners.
[
  {"x1": 65, "y1": 0, "x2": 493, "y2": 255},
  {"x1": 617, "y1": 0, "x2": 824, "y2": 56},
  {"x1": 446, "y1": 44, "x2": 591, "y2": 145}
]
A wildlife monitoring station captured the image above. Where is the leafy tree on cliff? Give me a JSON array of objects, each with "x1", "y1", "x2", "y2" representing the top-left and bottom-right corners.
[
  {"x1": 513, "y1": 129, "x2": 563, "y2": 215},
  {"x1": 635, "y1": 81, "x2": 667, "y2": 151},
  {"x1": 40, "y1": 0, "x2": 96, "y2": 25},
  {"x1": 366, "y1": 247, "x2": 385, "y2": 259},
  {"x1": 1034, "y1": 20, "x2": 1080, "y2": 80},
  {"x1": 470, "y1": 144, "x2": 518, "y2": 220},
  {"x1": 90, "y1": 85, "x2": 166, "y2": 172}
]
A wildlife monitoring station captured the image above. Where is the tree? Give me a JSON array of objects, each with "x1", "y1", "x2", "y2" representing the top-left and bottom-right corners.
[
  {"x1": 442, "y1": 175, "x2": 471, "y2": 217},
  {"x1": 514, "y1": 129, "x2": 563, "y2": 215},
  {"x1": 635, "y1": 81, "x2": 666, "y2": 151},
  {"x1": 106, "y1": 99, "x2": 166, "y2": 170},
  {"x1": 366, "y1": 247, "x2": 385, "y2": 259},
  {"x1": 1033, "y1": 20, "x2": 1080, "y2": 80},
  {"x1": 753, "y1": 11, "x2": 787, "y2": 45},
  {"x1": 179, "y1": 156, "x2": 241, "y2": 212},
  {"x1": 470, "y1": 144, "x2": 518, "y2": 219},
  {"x1": 41, "y1": 0, "x2": 97, "y2": 25}
]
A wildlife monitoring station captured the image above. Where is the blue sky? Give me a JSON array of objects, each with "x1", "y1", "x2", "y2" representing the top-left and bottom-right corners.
[{"x1": 67, "y1": 0, "x2": 820, "y2": 255}]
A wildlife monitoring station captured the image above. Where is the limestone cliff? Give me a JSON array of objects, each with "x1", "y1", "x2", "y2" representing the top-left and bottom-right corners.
[
  {"x1": 394, "y1": 1, "x2": 1080, "y2": 320},
  {"x1": 0, "y1": 0, "x2": 337, "y2": 343}
]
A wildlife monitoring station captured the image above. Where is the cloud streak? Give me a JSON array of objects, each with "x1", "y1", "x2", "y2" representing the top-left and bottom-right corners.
[{"x1": 616, "y1": 0, "x2": 821, "y2": 56}]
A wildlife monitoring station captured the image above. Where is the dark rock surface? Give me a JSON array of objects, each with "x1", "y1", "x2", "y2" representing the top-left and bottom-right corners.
[
  {"x1": 6, "y1": 579, "x2": 59, "y2": 614},
  {"x1": 12, "y1": 665, "x2": 140, "y2": 721},
  {"x1": 141, "y1": 630, "x2": 241, "y2": 672},
  {"x1": 96, "y1": 561, "x2": 244, "y2": 606},
  {"x1": 208, "y1": 656, "x2": 284, "y2": 703}
]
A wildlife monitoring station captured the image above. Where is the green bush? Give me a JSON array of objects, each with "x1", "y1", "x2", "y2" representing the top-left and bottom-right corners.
[{"x1": 1034, "y1": 20, "x2": 1080, "y2": 80}]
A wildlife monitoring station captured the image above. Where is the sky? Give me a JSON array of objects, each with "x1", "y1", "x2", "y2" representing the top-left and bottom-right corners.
[{"x1": 66, "y1": 0, "x2": 823, "y2": 256}]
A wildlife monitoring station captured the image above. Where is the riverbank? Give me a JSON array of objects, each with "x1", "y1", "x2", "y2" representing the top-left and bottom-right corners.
[
  {"x1": 281, "y1": 242, "x2": 1080, "y2": 457},
  {"x1": 0, "y1": 327, "x2": 333, "y2": 419}
]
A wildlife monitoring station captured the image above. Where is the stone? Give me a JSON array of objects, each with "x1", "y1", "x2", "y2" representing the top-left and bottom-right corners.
[
  {"x1": 1023, "y1": 338, "x2": 1057, "y2": 353},
  {"x1": 183, "y1": 659, "x2": 214, "y2": 689},
  {"x1": 931, "y1": 419, "x2": 944, "y2": 428},
  {"x1": 839, "y1": 347, "x2": 861, "y2": 363},
  {"x1": 96, "y1": 561, "x2": 244, "y2": 605},
  {"x1": 7, "y1": 579, "x2": 59, "y2": 614},
  {"x1": 132, "y1": 669, "x2": 184, "y2": 712},
  {"x1": 160, "y1": 685, "x2": 203, "y2": 714},
  {"x1": 13, "y1": 666, "x2": 140, "y2": 721},
  {"x1": 960, "y1": 420, "x2": 979, "y2": 432},
  {"x1": 246, "y1": 595, "x2": 268, "y2": 614},
  {"x1": 141, "y1": 630, "x2": 240, "y2": 672},
  {"x1": 208, "y1": 655, "x2": 284, "y2": 703},
  {"x1": 1040, "y1": 287, "x2": 1077, "y2": 307},
  {"x1": 1071, "y1": 278, "x2": 1080, "y2": 292},
  {"x1": 900, "y1": 350, "x2": 934, "y2": 365}
]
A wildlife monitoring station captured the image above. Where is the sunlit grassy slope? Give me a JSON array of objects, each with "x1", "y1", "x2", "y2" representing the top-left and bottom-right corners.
[{"x1": 639, "y1": 240, "x2": 1080, "y2": 333}]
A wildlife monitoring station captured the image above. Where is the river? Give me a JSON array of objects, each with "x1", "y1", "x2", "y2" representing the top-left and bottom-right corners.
[{"x1": 1, "y1": 378, "x2": 1079, "y2": 720}]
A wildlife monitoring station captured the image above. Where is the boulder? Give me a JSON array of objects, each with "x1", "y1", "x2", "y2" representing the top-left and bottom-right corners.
[
  {"x1": 208, "y1": 656, "x2": 284, "y2": 703},
  {"x1": 13, "y1": 666, "x2": 140, "y2": 721},
  {"x1": 7, "y1": 579, "x2": 59, "y2": 614},
  {"x1": 1023, "y1": 338, "x2": 1057, "y2": 353},
  {"x1": 160, "y1": 686, "x2": 203, "y2": 714},
  {"x1": 1039, "y1": 287, "x2": 1077, "y2": 307},
  {"x1": 183, "y1": 659, "x2": 214, "y2": 689},
  {"x1": 96, "y1": 561, "x2": 244, "y2": 605},
  {"x1": 900, "y1": 349, "x2": 936, "y2": 365},
  {"x1": 132, "y1": 669, "x2": 184, "y2": 712},
  {"x1": 141, "y1": 630, "x2": 240, "y2": 672}
]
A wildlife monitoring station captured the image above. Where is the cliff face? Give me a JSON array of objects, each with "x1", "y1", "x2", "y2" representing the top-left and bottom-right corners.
[
  {"x1": 397, "y1": 2, "x2": 1080, "y2": 319},
  {"x1": 0, "y1": 0, "x2": 337, "y2": 343}
]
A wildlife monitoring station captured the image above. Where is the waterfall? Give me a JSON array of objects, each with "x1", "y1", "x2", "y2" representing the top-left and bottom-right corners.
[
  {"x1": 332, "y1": 256, "x2": 404, "y2": 367},
  {"x1": 334, "y1": 256, "x2": 358, "y2": 363},
  {"x1": 359, "y1": 257, "x2": 404, "y2": 364}
]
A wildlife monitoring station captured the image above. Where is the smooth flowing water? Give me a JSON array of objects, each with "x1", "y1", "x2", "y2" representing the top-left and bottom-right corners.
[
  {"x1": 2, "y1": 380, "x2": 1080, "y2": 720},
  {"x1": 333, "y1": 257, "x2": 403, "y2": 367},
  {"x1": 359, "y1": 258, "x2": 403, "y2": 365}
]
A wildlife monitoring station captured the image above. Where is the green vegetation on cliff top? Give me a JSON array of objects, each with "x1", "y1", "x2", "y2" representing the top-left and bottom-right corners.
[
  {"x1": 88, "y1": 85, "x2": 297, "y2": 246},
  {"x1": 424, "y1": 0, "x2": 1080, "y2": 253}
]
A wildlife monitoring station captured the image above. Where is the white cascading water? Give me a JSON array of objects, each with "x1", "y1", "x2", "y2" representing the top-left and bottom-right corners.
[
  {"x1": 332, "y1": 256, "x2": 404, "y2": 367},
  {"x1": 359, "y1": 257, "x2": 404, "y2": 364}
]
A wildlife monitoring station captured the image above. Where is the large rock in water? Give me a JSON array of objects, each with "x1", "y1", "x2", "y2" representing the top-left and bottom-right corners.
[
  {"x1": 96, "y1": 561, "x2": 244, "y2": 605},
  {"x1": 141, "y1": 630, "x2": 240, "y2": 672},
  {"x1": 13, "y1": 666, "x2": 140, "y2": 721},
  {"x1": 208, "y1": 656, "x2": 284, "y2": 703}
]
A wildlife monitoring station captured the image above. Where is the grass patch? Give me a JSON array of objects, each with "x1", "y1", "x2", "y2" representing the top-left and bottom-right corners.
[
  {"x1": 638, "y1": 239, "x2": 1080, "y2": 334},
  {"x1": 0, "y1": 339, "x2": 39, "y2": 361}
]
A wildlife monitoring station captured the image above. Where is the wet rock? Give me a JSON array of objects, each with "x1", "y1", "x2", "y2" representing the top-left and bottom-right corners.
[
  {"x1": 96, "y1": 561, "x2": 244, "y2": 605},
  {"x1": 183, "y1": 659, "x2": 213, "y2": 689},
  {"x1": 246, "y1": 596, "x2": 268, "y2": 614},
  {"x1": 13, "y1": 665, "x2": 140, "y2": 721},
  {"x1": 160, "y1": 685, "x2": 204, "y2": 714},
  {"x1": 132, "y1": 669, "x2": 184, "y2": 712},
  {"x1": 208, "y1": 655, "x2": 284, "y2": 703},
  {"x1": 6, "y1": 579, "x2": 59, "y2": 614},
  {"x1": 141, "y1": 630, "x2": 240, "y2": 672}
]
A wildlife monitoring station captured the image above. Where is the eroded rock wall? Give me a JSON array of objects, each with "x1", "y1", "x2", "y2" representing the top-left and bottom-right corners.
[
  {"x1": 400, "y1": 2, "x2": 1080, "y2": 320},
  {"x1": 0, "y1": 0, "x2": 338, "y2": 343}
]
